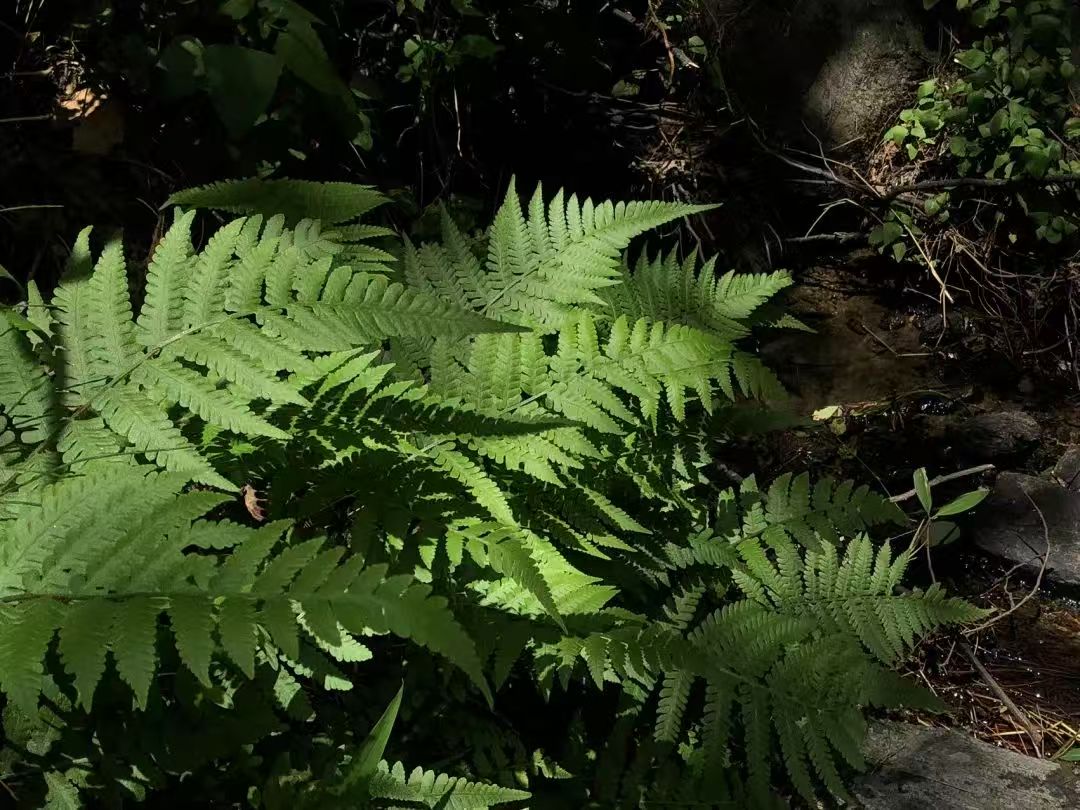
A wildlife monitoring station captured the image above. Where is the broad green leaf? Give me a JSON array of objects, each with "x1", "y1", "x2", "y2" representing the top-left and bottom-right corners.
[
  {"x1": 340, "y1": 683, "x2": 404, "y2": 793},
  {"x1": 914, "y1": 468, "x2": 932, "y2": 513},
  {"x1": 934, "y1": 488, "x2": 989, "y2": 517},
  {"x1": 955, "y1": 49, "x2": 986, "y2": 70},
  {"x1": 203, "y1": 45, "x2": 282, "y2": 136}
]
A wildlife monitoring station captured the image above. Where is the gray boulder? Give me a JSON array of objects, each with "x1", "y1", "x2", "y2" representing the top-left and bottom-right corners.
[
  {"x1": 1052, "y1": 445, "x2": 1080, "y2": 491},
  {"x1": 855, "y1": 721, "x2": 1080, "y2": 808},
  {"x1": 948, "y1": 410, "x2": 1041, "y2": 462},
  {"x1": 716, "y1": 0, "x2": 930, "y2": 148},
  {"x1": 970, "y1": 471, "x2": 1080, "y2": 586}
]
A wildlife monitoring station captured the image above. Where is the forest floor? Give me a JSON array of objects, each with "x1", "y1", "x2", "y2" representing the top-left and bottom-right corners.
[{"x1": 756, "y1": 257, "x2": 1080, "y2": 761}]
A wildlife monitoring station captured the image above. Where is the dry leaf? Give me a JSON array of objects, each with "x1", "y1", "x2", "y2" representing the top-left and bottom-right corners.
[
  {"x1": 57, "y1": 83, "x2": 102, "y2": 119},
  {"x1": 72, "y1": 100, "x2": 124, "y2": 155},
  {"x1": 241, "y1": 484, "x2": 266, "y2": 522}
]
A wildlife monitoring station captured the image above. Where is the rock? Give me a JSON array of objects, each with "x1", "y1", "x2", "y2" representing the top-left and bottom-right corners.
[
  {"x1": 948, "y1": 410, "x2": 1040, "y2": 462},
  {"x1": 717, "y1": 0, "x2": 930, "y2": 148},
  {"x1": 970, "y1": 472, "x2": 1080, "y2": 586},
  {"x1": 1052, "y1": 446, "x2": 1080, "y2": 491},
  {"x1": 854, "y1": 721, "x2": 1080, "y2": 808},
  {"x1": 803, "y1": 9, "x2": 928, "y2": 147}
]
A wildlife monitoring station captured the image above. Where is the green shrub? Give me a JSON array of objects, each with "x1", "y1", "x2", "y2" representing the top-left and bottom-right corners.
[
  {"x1": 874, "y1": 0, "x2": 1079, "y2": 262},
  {"x1": 0, "y1": 179, "x2": 983, "y2": 807}
]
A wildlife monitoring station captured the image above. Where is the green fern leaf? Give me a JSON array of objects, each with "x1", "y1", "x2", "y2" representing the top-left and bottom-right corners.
[
  {"x1": 655, "y1": 669, "x2": 694, "y2": 743},
  {"x1": 217, "y1": 597, "x2": 258, "y2": 678},
  {"x1": 110, "y1": 595, "x2": 160, "y2": 708},
  {"x1": 0, "y1": 599, "x2": 62, "y2": 714},
  {"x1": 58, "y1": 599, "x2": 115, "y2": 709},
  {"x1": 367, "y1": 760, "x2": 530, "y2": 809},
  {"x1": 138, "y1": 212, "x2": 195, "y2": 348},
  {"x1": 169, "y1": 596, "x2": 216, "y2": 686},
  {"x1": 167, "y1": 178, "x2": 387, "y2": 224},
  {"x1": 93, "y1": 388, "x2": 234, "y2": 489}
]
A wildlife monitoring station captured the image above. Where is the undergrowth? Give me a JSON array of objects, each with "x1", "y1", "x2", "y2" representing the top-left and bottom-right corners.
[{"x1": 0, "y1": 178, "x2": 985, "y2": 807}]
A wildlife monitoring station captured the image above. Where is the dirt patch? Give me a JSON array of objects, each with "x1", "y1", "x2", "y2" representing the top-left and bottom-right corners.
[
  {"x1": 763, "y1": 263, "x2": 935, "y2": 413},
  {"x1": 910, "y1": 575, "x2": 1080, "y2": 759}
]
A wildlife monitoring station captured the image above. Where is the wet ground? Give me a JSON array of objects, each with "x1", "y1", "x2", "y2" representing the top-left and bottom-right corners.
[{"x1": 757, "y1": 255, "x2": 1080, "y2": 761}]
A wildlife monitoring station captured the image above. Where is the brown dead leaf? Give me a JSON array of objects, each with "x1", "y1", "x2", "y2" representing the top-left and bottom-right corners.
[
  {"x1": 57, "y1": 83, "x2": 102, "y2": 120},
  {"x1": 241, "y1": 484, "x2": 266, "y2": 523},
  {"x1": 72, "y1": 100, "x2": 124, "y2": 155}
]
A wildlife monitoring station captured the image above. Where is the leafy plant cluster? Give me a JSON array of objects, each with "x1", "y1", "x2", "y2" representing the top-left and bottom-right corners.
[
  {"x1": 0, "y1": 178, "x2": 985, "y2": 807},
  {"x1": 169, "y1": 0, "x2": 373, "y2": 143},
  {"x1": 872, "y1": 0, "x2": 1079, "y2": 262}
]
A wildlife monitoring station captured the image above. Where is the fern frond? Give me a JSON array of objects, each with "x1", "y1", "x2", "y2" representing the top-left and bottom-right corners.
[
  {"x1": 367, "y1": 760, "x2": 530, "y2": 809},
  {"x1": 8, "y1": 204, "x2": 521, "y2": 490},
  {"x1": 0, "y1": 317, "x2": 59, "y2": 456},
  {"x1": 409, "y1": 181, "x2": 712, "y2": 331},
  {"x1": 739, "y1": 472, "x2": 905, "y2": 549},
  {"x1": 138, "y1": 211, "x2": 195, "y2": 347},
  {"x1": 731, "y1": 532, "x2": 989, "y2": 663},
  {"x1": 654, "y1": 669, "x2": 694, "y2": 743},
  {"x1": 602, "y1": 250, "x2": 794, "y2": 340},
  {"x1": 0, "y1": 470, "x2": 491, "y2": 711},
  {"x1": 167, "y1": 178, "x2": 387, "y2": 224}
]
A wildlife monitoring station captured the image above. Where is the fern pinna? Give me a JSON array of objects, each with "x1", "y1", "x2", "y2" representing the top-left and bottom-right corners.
[{"x1": 0, "y1": 178, "x2": 984, "y2": 809}]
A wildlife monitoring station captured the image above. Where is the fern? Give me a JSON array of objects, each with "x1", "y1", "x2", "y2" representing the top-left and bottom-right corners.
[
  {"x1": 167, "y1": 177, "x2": 387, "y2": 225},
  {"x1": 733, "y1": 471, "x2": 906, "y2": 549},
  {"x1": 0, "y1": 468, "x2": 490, "y2": 713},
  {"x1": 601, "y1": 248, "x2": 798, "y2": 338},
  {"x1": 0, "y1": 179, "x2": 986, "y2": 808},
  {"x1": 0, "y1": 206, "x2": 517, "y2": 493},
  {"x1": 366, "y1": 761, "x2": 529, "y2": 809},
  {"x1": 735, "y1": 533, "x2": 989, "y2": 664},
  {"x1": 524, "y1": 477, "x2": 978, "y2": 805},
  {"x1": 405, "y1": 181, "x2": 713, "y2": 331}
]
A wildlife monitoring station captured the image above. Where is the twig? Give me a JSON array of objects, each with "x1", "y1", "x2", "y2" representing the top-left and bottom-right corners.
[
  {"x1": 880, "y1": 173, "x2": 1080, "y2": 203},
  {"x1": 645, "y1": 1, "x2": 677, "y2": 85},
  {"x1": 965, "y1": 488, "x2": 1052, "y2": 635},
  {"x1": 958, "y1": 639, "x2": 1044, "y2": 756},
  {"x1": 899, "y1": 218, "x2": 955, "y2": 304},
  {"x1": 857, "y1": 320, "x2": 932, "y2": 358},
  {"x1": 0, "y1": 114, "x2": 51, "y2": 124},
  {"x1": 889, "y1": 464, "x2": 996, "y2": 503},
  {"x1": 0, "y1": 204, "x2": 63, "y2": 214},
  {"x1": 784, "y1": 231, "x2": 864, "y2": 244}
]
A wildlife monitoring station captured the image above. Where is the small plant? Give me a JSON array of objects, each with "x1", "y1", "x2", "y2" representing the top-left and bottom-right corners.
[
  {"x1": 157, "y1": 0, "x2": 371, "y2": 146},
  {"x1": 874, "y1": 0, "x2": 1079, "y2": 268},
  {"x1": 911, "y1": 466, "x2": 990, "y2": 548}
]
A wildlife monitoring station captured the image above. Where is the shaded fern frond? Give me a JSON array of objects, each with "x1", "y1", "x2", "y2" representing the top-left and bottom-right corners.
[
  {"x1": 167, "y1": 177, "x2": 387, "y2": 225},
  {"x1": 367, "y1": 760, "x2": 530, "y2": 809},
  {"x1": 734, "y1": 533, "x2": 990, "y2": 663},
  {"x1": 0, "y1": 468, "x2": 489, "y2": 713},
  {"x1": 735, "y1": 472, "x2": 906, "y2": 549},
  {"x1": 4, "y1": 209, "x2": 516, "y2": 491}
]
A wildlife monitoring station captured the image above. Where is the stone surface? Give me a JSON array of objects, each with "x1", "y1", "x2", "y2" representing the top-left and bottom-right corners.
[
  {"x1": 970, "y1": 471, "x2": 1080, "y2": 586},
  {"x1": 854, "y1": 722, "x2": 1080, "y2": 809},
  {"x1": 948, "y1": 410, "x2": 1041, "y2": 462},
  {"x1": 802, "y1": 10, "x2": 927, "y2": 147},
  {"x1": 1052, "y1": 445, "x2": 1080, "y2": 491},
  {"x1": 718, "y1": 0, "x2": 930, "y2": 148}
]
